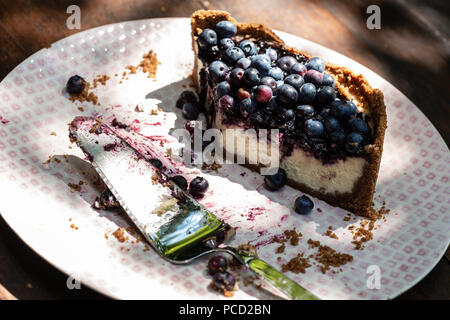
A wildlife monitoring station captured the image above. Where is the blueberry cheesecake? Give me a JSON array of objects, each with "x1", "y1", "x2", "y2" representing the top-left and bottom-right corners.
[{"x1": 190, "y1": 10, "x2": 387, "y2": 216}]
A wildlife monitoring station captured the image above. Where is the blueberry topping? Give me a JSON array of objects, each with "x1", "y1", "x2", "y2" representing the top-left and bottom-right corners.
[
  {"x1": 281, "y1": 109, "x2": 296, "y2": 122},
  {"x1": 305, "y1": 57, "x2": 325, "y2": 72},
  {"x1": 323, "y1": 116, "x2": 342, "y2": 133},
  {"x1": 329, "y1": 131, "x2": 346, "y2": 151},
  {"x1": 304, "y1": 119, "x2": 324, "y2": 138},
  {"x1": 240, "y1": 98, "x2": 258, "y2": 116},
  {"x1": 253, "y1": 85, "x2": 273, "y2": 104},
  {"x1": 251, "y1": 54, "x2": 271, "y2": 75},
  {"x1": 345, "y1": 132, "x2": 364, "y2": 153},
  {"x1": 239, "y1": 40, "x2": 258, "y2": 56},
  {"x1": 66, "y1": 75, "x2": 86, "y2": 94},
  {"x1": 236, "y1": 57, "x2": 251, "y2": 69},
  {"x1": 176, "y1": 90, "x2": 198, "y2": 109},
  {"x1": 298, "y1": 83, "x2": 316, "y2": 104},
  {"x1": 219, "y1": 95, "x2": 235, "y2": 114},
  {"x1": 331, "y1": 101, "x2": 355, "y2": 119},
  {"x1": 284, "y1": 74, "x2": 305, "y2": 91},
  {"x1": 212, "y1": 271, "x2": 236, "y2": 291},
  {"x1": 267, "y1": 67, "x2": 284, "y2": 81},
  {"x1": 219, "y1": 38, "x2": 235, "y2": 49},
  {"x1": 264, "y1": 168, "x2": 287, "y2": 191},
  {"x1": 189, "y1": 176, "x2": 209, "y2": 195},
  {"x1": 171, "y1": 175, "x2": 188, "y2": 190},
  {"x1": 290, "y1": 63, "x2": 307, "y2": 76},
  {"x1": 229, "y1": 68, "x2": 245, "y2": 86},
  {"x1": 322, "y1": 74, "x2": 335, "y2": 87},
  {"x1": 182, "y1": 102, "x2": 200, "y2": 120},
  {"x1": 225, "y1": 47, "x2": 245, "y2": 63},
  {"x1": 149, "y1": 158, "x2": 162, "y2": 169},
  {"x1": 242, "y1": 68, "x2": 260, "y2": 86},
  {"x1": 198, "y1": 29, "x2": 218, "y2": 48},
  {"x1": 265, "y1": 48, "x2": 278, "y2": 61},
  {"x1": 209, "y1": 60, "x2": 228, "y2": 83},
  {"x1": 277, "y1": 56, "x2": 297, "y2": 72},
  {"x1": 294, "y1": 195, "x2": 314, "y2": 214},
  {"x1": 316, "y1": 86, "x2": 336, "y2": 106},
  {"x1": 216, "y1": 81, "x2": 231, "y2": 98},
  {"x1": 260, "y1": 76, "x2": 277, "y2": 91},
  {"x1": 207, "y1": 256, "x2": 228, "y2": 275},
  {"x1": 295, "y1": 104, "x2": 315, "y2": 118},
  {"x1": 349, "y1": 118, "x2": 370, "y2": 136},
  {"x1": 277, "y1": 84, "x2": 298, "y2": 106},
  {"x1": 215, "y1": 20, "x2": 237, "y2": 38},
  {"x1": 304, "y1": 69, "x2": 323, "y2": 86}
]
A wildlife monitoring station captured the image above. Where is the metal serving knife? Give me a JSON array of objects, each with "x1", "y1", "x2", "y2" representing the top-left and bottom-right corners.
[{"x1": 69, "y1": 116, "x2": 318, "y2": 300}]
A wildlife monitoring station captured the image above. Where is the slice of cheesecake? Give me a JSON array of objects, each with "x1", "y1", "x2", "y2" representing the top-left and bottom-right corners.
[{"x1": 190, "y1": 10, "x2": 387, "y2": 216}]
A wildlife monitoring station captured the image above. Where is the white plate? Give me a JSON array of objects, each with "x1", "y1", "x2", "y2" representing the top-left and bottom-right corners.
[{"x1": 0, "y1": 18, "x2": 448, "y2": 300}]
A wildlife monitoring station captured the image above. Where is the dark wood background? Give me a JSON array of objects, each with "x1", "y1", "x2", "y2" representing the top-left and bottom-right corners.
[{"x1": 0, "y1": 0, "x2": 448, "y2": 300}]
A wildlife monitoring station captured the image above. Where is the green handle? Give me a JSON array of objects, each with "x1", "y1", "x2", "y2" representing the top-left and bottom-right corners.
[{"x1": 246, "y1": 257, "x2": 319, "y2": 300}]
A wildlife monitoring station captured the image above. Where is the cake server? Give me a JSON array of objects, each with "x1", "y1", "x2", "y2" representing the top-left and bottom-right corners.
[{"x1": 69, "y1": 116, "x2": 318, "y2": 300}]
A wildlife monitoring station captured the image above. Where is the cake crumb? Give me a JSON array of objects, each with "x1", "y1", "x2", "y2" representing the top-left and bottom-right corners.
[
  {"x1": 50, "y1": 131, "x2": 57, "y2": 136},
  {"x1": 281, "y1": 253, "x2": 311, "y2": 274},
  {"x1": 112, "y1": 228, "x2": 128, "y2": 243}
]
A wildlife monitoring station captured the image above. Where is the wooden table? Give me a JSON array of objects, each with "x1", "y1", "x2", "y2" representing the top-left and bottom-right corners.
[{"x1": 0, "y1": 0, "x2": 448, "y2": 300}]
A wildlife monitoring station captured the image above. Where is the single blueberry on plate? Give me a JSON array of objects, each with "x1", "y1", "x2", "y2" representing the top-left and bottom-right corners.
[
  {"x1": 304, "y1": 119, "x2": 324, "y2": 138},
  {"x1": 189, "y1": 176, "x2": 209, "y2": 195},
  {"x1": 216, "y1": 81, "x2": 231, "y2": 98},
  {"x1": 242, "y1": 68, "x2": 260, "y2": 86},
  {"x1": 209, "y1": 60, "x2": 228, "y2": 83},
  {"x1": 345, "y1": 132, "x2": 364, "y2": 153},
  {"x1": 66, "y1": 75, "x2": 86, "y2": 94},
  {"x1": 215, "y1": 20, "x2": 237, "y2": 38},
  {"x1": 277, "y1": 84, "x2": 298, "y2": 106},
  {"x1": 322, "y1": 73, "x2": 335, "y2": 87},
  {"x1": 295, "y1": 195, "x2": 314, "y2": 214},
  {"x1": 171, "y1": 175, "x2": 188, "y2": 191},
  {"x1": 305, "y1": 57, "x2": 325, "y2": 72},
  {"x1": 239, "y1": 40, "x2": 258, "y2": 56},
  {"x1": 349, "y1": 118, "x2": 370, "y2": 136},
  {"x1": 295, "y1": 104, "x2": 315, "y2": 118},
  {"x1": 219, "y1": 95, "x2": 235, "y2": 113},
  {"x1": 149, "y1": 158, "x2": 162, "y2": 169},
  {"x1": 264, "y1": 168, "x2": 287, "y2": 191},
  {"x1": 212, "y1": 271, "x2": 236, "y2": 291},
  {"x1": 230, "y1": 68, "x2": 245, "y2": 86},
  {"x1": 182, "y1": 102, "x2": 200, "y2": 120},
  {"x1": 290, "y1": 63, "x2": 307, "y2": 77},
  {"x1": 260, "y1": 76, "x2": 277, "y2": 91},
  {"x1": 198, "y1": 28, "x2": 218, "y2": 48},
  {"x1": 284, "y1": 74, "x2": 305, "y2": 91},
  {"x1": 225, "y1": 46, "x2": 245, "y2": 63},
  {"x1": 268, "y1": 67, "x2": 284, "y2": 81},
  {"x1": 236, "y1": 57, "x2": 251, "y2": 69},
  {"x1": 277, "y1": 56, "x2": 297, "y2": 72},
  {"x1": 266, "y1": 48, "x2": 278, "y2": 61},
  {"x1": 253, "y1": 85, "x2": 273, "y2": 104},
  {"x1": 240, "y1": 98, "x2": 258, "y2": 115},
  {"x1": 298, "y1": 83, "x2": 316, "y2": 104},
  {"x1": 304, "y1": 69, "x2": 323, "y2": 86},
  {"x1": 219, "y1": 38, "x2": 235, "y2": 49},
  {"x1": 176, "y1": 90, "x2": 197, "y2": 109},
  {"x1": 316, "y1": 86, "x2": 336, "y2": 106},
  {"x1": 208, "y1": 256, "x2": 228, "y2": 275}
]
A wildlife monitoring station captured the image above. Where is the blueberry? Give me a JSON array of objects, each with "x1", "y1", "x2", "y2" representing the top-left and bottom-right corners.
[
  {"x1": 265, "y1": 48, "x2": 278, "y2": 61},
  {"x1": 239, "y1": 40, "x2": 258, "y2": 56},
  {"x1": 322, "y1": 73, "x2": 335, "y2": 87},
  {"x1": 290, "y1": 63, "x2": 307, "y2": 77},
  {"x1": 198, "y1": 29, "x2": 218, "y2": 48},
  {"x1": 251, "y1": 55, "x2": 271, "y2": 75},
  {"x1": 219, "y1": 38, "x2": 235, "y2": 49},
  {"x1": 329, "y1": 131, "x2": 346, "y2": 151},
  {"x1": 294, "y1": 195, "x2": 314, "y2": 214},
  {"x1": 347, "y1": 100, "x2": 357, "y2": 114},
  {"x1": 284, "y1": 74, "x2": 305, "y2": 91},
  {"x1": 268, "y1": 67, "x2": 284, "y2": 81},
  {"x1": 225, "y1": 47, "x2": 245, "y2": 63},
  {"x1": 182, "y1": 102, "x2": 199, "y2": 120},
  {"x1": 242, "y1": 68, "x2": 260, "y2": 86},
  {"x1": 264, "y1": 168, "x2": 287, "y2": 191},
  {"x1": 331, "y1": 102, "x2": 355, "y2": 119},
  {"x1": 171, "y1": 175, "x2": 188, "y2": 190},
  {"x1": 266, "y1": 97, "x2": 279, "y2": 111},
  {"x1": 209, "y1": 60, "x2": 228, "y2": 83},
  {"x1": 184, "y1": 120, "x2": 196, "y2": 135},
  {"x1": 230, "y1": 68, "x2": 245, "y2": 86},
  {"x1": 298, "y1": 83, "x2": 316, "y2": 104},
  {"x1": 345, "y1": 132, "x2": 364, "y2": 153},
  {"x1": 281, "y1": 109, "x2": 296, "y2": 122},
  {"x1": 66, "y1": 75, "x2": 86, "y2": 94},
  {"x1": 260, "y1": 76, "x2": 277, "y2": 91},
  {"x1": 212, "y1": 271, "x2": 236, "y2": 291},
  {"x1": 304, "y1": 69, "x2": 323, "y2": 86},
  {"x1": 323, "y1": 116, "x2": 342, "y2": 133},
  {"x1": 316, "y1": 86, "x2": 336, "y2": 106},
  {"x1": 304, "y1": 119, "x2": 324, "y2": 138},
  {"x1": 240, "y1": 98, "x2": 258, "y2": 116},
  {"x1": 295, "y1": 104, "x2": 315, "y2": 118},
  {"x1": 276, "y1": 80, "x2": 285, "y2": 88},
  {"x1": 216, "y1": 81, "x2": 231, "y2": 98},
  {"x1": 208, "y1": 256, "x2": 228, "y2": 275},
  {"x1": 219, "y1": 95, "x2": 235, "y2": 113},
  {"x1": 189, "y1": 176, "x2": 209, "y2": 195},
  {"x1": 349, "y1": 118, "x2": 370, "y2": 136},
  {"x1": 215, "y1": 20, "x2": 237, "y2": 38},
  {"x1": 176, "y1": 90, "x2": 197, "y2": 109},
  {"x1": 277, "y1": 56, "x2": 297, "y2": 72},
  {"x1": 277, "y1": 84, "x2": 298, "y2": 106},
  {"x1": 253, "y1": 85, "x2": 273, "y2": 104},
  {"x1": 305, "y1": 57, "x2": 325, "y2": 72},
  {"x1": 149, "y1": 158, "x2": 162, "y2": 169},
  {"x1": 236, "y1": 57, "x2": 251, "y2": 69}
]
